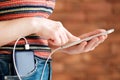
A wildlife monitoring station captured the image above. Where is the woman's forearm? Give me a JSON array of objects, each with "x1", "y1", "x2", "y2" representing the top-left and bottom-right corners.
[
  {"x1": 0, "y1": 17, "x2": 37, "y2": 46},
  {"x1": 0, "y1": 17, "x2": 79, "y2": 47}
]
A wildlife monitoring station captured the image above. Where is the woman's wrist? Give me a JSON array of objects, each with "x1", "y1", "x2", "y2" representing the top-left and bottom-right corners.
[
  {"x1": 0, "y1": 17, "x2": 40, "y2": 46},
  {"x1": 30, "y1": 17, "x2": 43, "y2": 35}
]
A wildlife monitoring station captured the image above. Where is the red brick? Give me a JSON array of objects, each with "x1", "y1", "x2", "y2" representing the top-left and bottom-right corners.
[
  {"x1": 52, "y1": 73, "x2": 74, "y2": 80},
  {"x1": 50, "y1": 12, "x2": 86, "y2": 22},
  {"x1": 111, "y1": 73, "x2": 120, "y2": 80},
  {"x1": 54, "y1": 0, "x2": 67, "y2": 11},
  {"x1": 107, "y1": 0, "x2": 120, "y2": 3},
  {"x1": 106, "y1": 33, "x2": 120, "y2": 42},
  {"x1": 50, "y1": 0, "x2": 120, "y2": 80},
  {"x1": 52, "y1": 52, "x2": 67, "y2": 61},
  {"x1": 83, "y1": 0, "x2": 106, "y2": 2},
  {"x1": 112, "y1": 3, "x2": 120, "y2": 15},
  {"x1": 86, "y1": 65, "x2": 107, "y2": 74},
  {"x1": 82, "y1": 2, "x2": 112, "y2": 22},
  {"x1": 91, "y1": 43, "x2": 111, "y2": 59},
  {"x1": 79, "y1": 2, "x2": 112, "y2": 13},
  {"x1": 97, "y1": 75, "x2": 110, "y2": 80},
  {"x1": 66, "y1": 0, "x2": 84, "y2": 3},
  {"x1": 63, "y1": 55, "x2": 81, "y2": 64},
  {"x1": 103, "y1": 22, "x2": 120, "y2": 33},
  {"x1": 52, "y1": 62, "x2": 65, "y2": 73},
  {"x1": 111, "y1": 42, "x2": 120, "y2": 54},
  {"x1": 63, "y1": 23, "x2": 106, "y2": 36}
]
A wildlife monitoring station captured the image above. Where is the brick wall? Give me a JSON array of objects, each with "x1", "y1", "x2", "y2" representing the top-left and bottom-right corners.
[{"x1": 49, "y1": 0, "x2": 120, "y2": 80}]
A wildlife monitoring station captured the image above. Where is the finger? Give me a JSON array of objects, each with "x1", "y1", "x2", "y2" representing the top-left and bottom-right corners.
[
  {"x1": 90, "y1": 36, "x2": 106, "y2": 50},
  {"x1": 57, "y1": 21, "x2": 80, "y2": 42},
  {"x1": 56, "y1": 22, "x2": 69, "y2": 45},
  {"x1": 59, "y1": 34, "x2": 67, "y2": 46},
  {"x1": 84, "y1": 37, "x2": 99, "y2": 52},
  {"x1": 98, "y1": 35, "x2": 107, "y2": 43},
  {"x1": 65, "y1": 29, "x2": 80, "y2": 42},
  {"x1": 48, "y1": 32, "x2": 62, "y2": 46},
  {"x1": 55, "y1": 22, "x2": 67, "y2": 45},
  {"x1": 72, "y1": 41, "x2": 88, "y2": 54},
  {"x1": 85, "y1": 35, "x2": 107, "y2": 51},
  {"x1": 90, "y1": 40, "x2": 101, "y2": 50},
  {"x1": 90, "y1": 40, "x2": 100, "y2": 50},
  {"x1": 77, "y1": 41, "x2": 88, "y2": 52},
  {"x1": 64, "y1": 41, "x2": 87, "y2": 54},
  {"x1": 98, "y1": 35, "x2": 107, "y2": 40},
  {"x1": 58, "y1": 22, "x2": 80, "y2": 42},
  {"x1": 59, "y1": 27, "x2": 69, "y2": 45}
]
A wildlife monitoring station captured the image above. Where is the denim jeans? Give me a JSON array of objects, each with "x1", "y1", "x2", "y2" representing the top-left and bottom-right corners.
[{"x1": 0, "y1": 54, "x2": 52, "y2": 80}]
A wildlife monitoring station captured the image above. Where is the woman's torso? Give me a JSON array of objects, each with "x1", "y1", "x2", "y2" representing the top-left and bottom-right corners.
[
  {"x1": 0, "y1": 0, "x2": 55, "y2": 20},
  {"x1": 0, "y1": 0, "x2": 56, "y2": 58}
]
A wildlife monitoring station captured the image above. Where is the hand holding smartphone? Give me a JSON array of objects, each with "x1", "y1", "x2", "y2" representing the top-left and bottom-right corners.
[{"x1": 61, "y1": 29, "x2": 114, "y2": 49}]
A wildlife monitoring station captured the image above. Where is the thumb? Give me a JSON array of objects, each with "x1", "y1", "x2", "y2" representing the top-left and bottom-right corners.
[
  {"x1": 61, "y1": 26, "x2": 80, "y2": 42},
  {"x1": 68, "y1": 35, "x2": 80, "y2": 42},
  {"x1": 64, "y1": 28, "x2": 80, "y2": 42}
]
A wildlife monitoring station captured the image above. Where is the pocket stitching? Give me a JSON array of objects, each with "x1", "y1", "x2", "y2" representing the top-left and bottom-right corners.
[{"x1": 21, "y1": 58, "x2": 38, "y2": 78}]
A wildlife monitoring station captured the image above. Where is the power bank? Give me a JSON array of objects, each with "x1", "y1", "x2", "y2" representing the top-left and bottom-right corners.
[{"x1": 15, "y1": 50, "x2": 35, "y2": 76}]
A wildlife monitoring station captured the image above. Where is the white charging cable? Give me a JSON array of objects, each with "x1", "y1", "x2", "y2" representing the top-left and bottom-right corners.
[
  {"x1": 13, "y1": 29, "x2": 114, "y2": 80},
  {"x1": 40, "y1": 41, "x2": 80, "y2": 80},
  {"x1": 13, "y1": 37, "x2": 30, "y2": 80},
  {"x1": 40, "y1": 47, "x2": 61, "y2": 80},
  {"x1": 13, "y1": 37, "x2": 61, "y2": 80},
  {"x1": 40, "y1": 40, "x2": 83, "y2": 80}
]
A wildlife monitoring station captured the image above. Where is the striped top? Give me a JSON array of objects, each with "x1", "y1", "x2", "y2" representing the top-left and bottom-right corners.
[
  {"x1": 0, "y1": 0, "x2": 56, "y2": 58},
  {"x1": 0, "y1": 0, "x2": 56, "y2": 21}
]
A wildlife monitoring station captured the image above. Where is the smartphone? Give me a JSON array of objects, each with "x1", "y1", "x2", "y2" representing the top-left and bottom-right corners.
[
  {"x1": 61, "y1": 29, "x2": 114, "y2": 49},
  {"x1": 15, "y1": 50, "x2": 35, "y2": 76}
]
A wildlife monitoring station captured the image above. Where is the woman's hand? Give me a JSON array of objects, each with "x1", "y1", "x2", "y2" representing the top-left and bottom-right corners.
[
  {"x1": 54, "y1": 29, "x2": 108, "y2": 54},
  {"x1": 33, "y1": 17, "x2": 80, "y2": 46},
  {"x1": 0, "y1": 17, "x2": 79, "y2": 46},
  {"x1": 33, "y1": 18, "x2": 107, "y2": 54}
]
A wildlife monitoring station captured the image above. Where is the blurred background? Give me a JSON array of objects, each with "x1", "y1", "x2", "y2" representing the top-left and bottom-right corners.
[{"x1": 49, "y1": 0, "x2": 120, "y2": 80}]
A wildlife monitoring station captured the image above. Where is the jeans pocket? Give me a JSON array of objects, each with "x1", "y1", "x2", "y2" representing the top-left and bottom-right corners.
[
  {"x1": 0, "y1": 59, "x2": 9, "y2": 80},
  {"x1": 22, "y1": 57, "x2": 52, "y2": 80},
  {"x1": 21, "y1": 58, "x2": 38, "y2": 79}
]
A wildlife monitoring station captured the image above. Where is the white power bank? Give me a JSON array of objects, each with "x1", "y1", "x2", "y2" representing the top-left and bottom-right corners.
[
  {"x1": 61, "y1": 29, "x2": 114, "y2": 49},
  {"x1": 15, "y1": 50, "x2": 35, "y2": 76}
]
